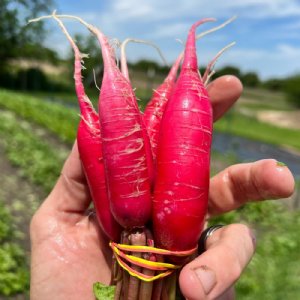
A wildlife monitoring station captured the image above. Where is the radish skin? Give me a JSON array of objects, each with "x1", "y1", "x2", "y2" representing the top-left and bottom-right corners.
[
  {"x1": 53, "y1": 14, "x2": 122, "y2": 241},
  {"x1": 119, "y1": 37, "x2": 169, "y2": 188},
  {"x1": 153, "y1": 18, "x2": 215, "y2": 251},
  {"x1": 55, "y1": 14, "x2": 152, "y2": 228},
  {"x1": 29, "y1": 13, "x2": 122, "y2": 241},
  {"x1": 143, "y1": 53, "x2": 183, "y2": 161},
  {"x1": 143, "y1": 17, "x2": 235, "y2": 161}
]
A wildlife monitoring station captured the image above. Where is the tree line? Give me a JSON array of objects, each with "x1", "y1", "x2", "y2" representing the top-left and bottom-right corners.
[{"x1": 1, "y1": 1, "x2": 300, "y2": 107}]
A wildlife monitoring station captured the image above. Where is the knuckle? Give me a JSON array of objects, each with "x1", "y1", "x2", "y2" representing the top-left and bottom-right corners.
[{"x1": 224, "y1": 223, "x2": 256, "y2": 253}]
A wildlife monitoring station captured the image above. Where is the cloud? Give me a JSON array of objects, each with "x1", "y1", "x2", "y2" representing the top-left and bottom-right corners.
[
  {"x1": 104, "y1": 0, "x2": 300, "y2": 23},
  {"x1": 47, "y1": 1, "x2": 300, "y2": 79}
]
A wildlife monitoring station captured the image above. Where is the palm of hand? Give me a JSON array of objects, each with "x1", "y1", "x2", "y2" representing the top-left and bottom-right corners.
[{"x1": 30, "y1": 175, "x2": 112, "y2": 300}]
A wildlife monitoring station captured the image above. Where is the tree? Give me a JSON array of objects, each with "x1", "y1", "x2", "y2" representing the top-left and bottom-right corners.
[
  {"x1": 263, "y1": 78, "x2": 285, "y2": 91},
  {"x1": 214, "y1": 65, "x2": 241, "y2": 78},
  {"x1": 284, "y1": 75, "x2": 300, "y2": 107},
  {"x1": 241, "y1": 72, "x2": 260, "y2": 87},
  {"x1": 0, "y1": 0, "x2": 55, "y2": 67}
]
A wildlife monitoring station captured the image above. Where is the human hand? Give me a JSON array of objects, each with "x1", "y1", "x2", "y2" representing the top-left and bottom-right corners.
[{"x1": 30, "y1": 75, "x2": 295, "y2": 300}]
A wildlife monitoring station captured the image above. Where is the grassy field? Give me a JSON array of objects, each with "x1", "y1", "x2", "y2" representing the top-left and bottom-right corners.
[
  {"x1": 215, "y1": 111, "x2": 300, "y2": 151},
  {"x1": 0, "y1": 87, "x2": 299, "y2": 298}
]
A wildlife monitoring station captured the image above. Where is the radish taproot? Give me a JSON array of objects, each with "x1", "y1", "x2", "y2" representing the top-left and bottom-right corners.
[
  {"x1": 119, "y1": 37, "x2": 168, "y2": 188},
  {"x1": 144, "y1": 17, "x2": 236, "y2": 161},
  {"x1": 56, "y1": 14, "x2": 153, "y2": 229},
  {"x1": 153, "y1": 18, "x2": 215, "y2": 252},
  {"x1": 143, "y1": 53, "x2": 183, "y2": 161},
  {"x1": 29, "y1": 13, "x2": 122, "y2": 241},
  {"x1": 120, "y1": 38, "x2": 168, "y2": 82}
]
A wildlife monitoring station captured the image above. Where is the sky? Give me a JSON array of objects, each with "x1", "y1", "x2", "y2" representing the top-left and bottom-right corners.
[{"x1": 42, "y1": 0, "x2": 300, "y2": 80}]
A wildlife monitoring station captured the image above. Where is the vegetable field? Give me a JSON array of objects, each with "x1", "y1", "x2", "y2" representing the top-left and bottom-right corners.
[{"x1": 0, "y1": 88, "x2": 299, "y2": 299}]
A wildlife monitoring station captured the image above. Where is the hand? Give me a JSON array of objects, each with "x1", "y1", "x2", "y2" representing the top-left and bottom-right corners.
[{"x1": 30, "y1": 75, "x2": 295, "y2": 300}]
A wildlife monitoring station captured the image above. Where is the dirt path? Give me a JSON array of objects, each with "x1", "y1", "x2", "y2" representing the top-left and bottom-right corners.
[{"x1": 256, "y1": 110, "x2": 300, "y2": 130}]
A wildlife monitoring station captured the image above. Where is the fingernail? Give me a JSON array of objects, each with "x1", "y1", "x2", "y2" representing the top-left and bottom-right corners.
[
  {"x1": 276, "y1": 161, "x2": 287, "y2": 167},
  {"x1": 194, "y1": 265, "x2": 217, "y2": 295}
]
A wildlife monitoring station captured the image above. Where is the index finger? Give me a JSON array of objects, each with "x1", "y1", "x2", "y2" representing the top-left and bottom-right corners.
[
  {"x1": 207, "y1": 75, "x2": 243, "y2": 121},
  {"x1": 208, "y1": 159, "x2": 295, "y2": 216}
]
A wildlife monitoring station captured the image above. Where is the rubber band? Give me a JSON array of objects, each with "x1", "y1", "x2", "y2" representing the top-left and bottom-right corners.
[
  {"x1": 109, "y1": 241, "x2": 197, "y2": 282},
  {"x1": 110, "y1": 242, "x2": 197, "y2": 256},
  {"x1": 114, "y1": 253, "x2": 174, "y2": 282},
  {"x1": 111, "y1": 244, "x2": 179, "y2": 271}
]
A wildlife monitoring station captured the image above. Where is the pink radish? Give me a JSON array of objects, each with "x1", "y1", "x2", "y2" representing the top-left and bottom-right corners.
[
  {"x1": 120, "y1": 38, "x2": 168, "y2": 82},
  {"x1": 55, "y1": 14, "x2": 152, "y2": 229},
  {"x1": 143, "y1": 53, "x2": 183, "y2": 160},
  {"x1": 144, "y1": 17, "x2": 236, "y2": 161},
  {"x1": 47, "y1": 13, "x2": 122, "y2": 241},
  {"x1": 119, "y1": 37, "x2": 168, "y2": 187},
  {"x1": 153, "y1": 18, "x2": 215, "y2": 251}
]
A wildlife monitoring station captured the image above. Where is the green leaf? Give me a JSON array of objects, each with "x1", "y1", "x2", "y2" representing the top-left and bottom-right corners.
[{"x1": 93, "y1": 282, "x2": 115, "y2": 300}]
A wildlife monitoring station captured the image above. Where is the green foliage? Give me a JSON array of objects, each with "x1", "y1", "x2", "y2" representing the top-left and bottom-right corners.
[
  {"x1": 0, "y1": 110, "x2": 67, "y2": 193},
  {"x1": 211, "y1": 200, "x2": 300, "y2": 299},
  {"x1": 213, "y1": 65, "x2": 242, "y2": 78},
  {"x1": 263, "y1": 78, "x2": 285, "y2": 91},
  {"x1": 241, "y1": 202, "x2": 300, "y2": 299},
  {"x1": 214, "y1": 111, "x2": 300, "y2": 151},
  {"x1": 241, "y1": 72, "x2": 260, "y2": 87},
  {"x1": 0, "y1": 89, "x2": 78, "y2": 143},
  {"x1": 0, "y1": 67, "x2": 71, "y2": 92},
  {"x1": 283, "y1": 75, "x2": 300, "y2": 107},
  {"x1": 129, "y1": 59, "x2": 169, "y2": 75},
  {"x1": 16, "y1": 68, "x2": 48, "y2": 91},
  {"x1": 0, "y1": 201, "x2": 29, "y2": 296},
  {"x1": 93, "y1": 282, "x2": 115, "y2": 300},
  {"x1": 0, "y1": 0, "x2": 55, "y2": 64}
]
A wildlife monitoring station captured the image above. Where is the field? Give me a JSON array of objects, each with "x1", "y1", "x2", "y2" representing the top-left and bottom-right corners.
[{"x1": 0, "y1": 86, "x2": 299, "y2": 299}]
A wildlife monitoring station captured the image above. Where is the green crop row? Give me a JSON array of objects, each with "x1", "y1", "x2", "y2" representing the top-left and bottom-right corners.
[
  {"x1": 0, "y1": 200, "x2": 29, "y2": 296},
  {"x1": 215, "y1": 110, "x2": 300, "y2": 151},
  {"x1": 0, "y1": 110, "x2": 67, "y2": 193},
  {"x1": 0, "y1": 89, "x2": 79, "y2": 144},
  {"x1": 211, "y1": 199, "x2": 300, "y2": 299}
]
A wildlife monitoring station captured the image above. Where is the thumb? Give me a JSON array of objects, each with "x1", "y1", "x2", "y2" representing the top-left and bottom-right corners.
[{"x1": 179, "y1": 224, "x2": 256, "y2": 300}]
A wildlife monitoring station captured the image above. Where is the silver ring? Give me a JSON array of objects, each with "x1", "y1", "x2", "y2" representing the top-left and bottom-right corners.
[{"x1": 198, "y1": 224, "x2": 224, "y2": 254}]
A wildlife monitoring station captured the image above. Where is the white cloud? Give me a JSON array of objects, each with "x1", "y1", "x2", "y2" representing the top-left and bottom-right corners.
[
  {"x1": 46, "y1": 1, "x2": 300, "y2": 79},
  {"x1": 111, "y1": 0, "x2": 153, "y2": 18},
  {"x1": 104, "y1": 0, "x2": 300, "y2": 23}
]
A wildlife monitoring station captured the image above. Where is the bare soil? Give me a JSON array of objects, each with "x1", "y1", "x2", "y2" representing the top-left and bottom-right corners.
[{"x1": 257, "y1": 110, "x2": 300, "y2": 130}]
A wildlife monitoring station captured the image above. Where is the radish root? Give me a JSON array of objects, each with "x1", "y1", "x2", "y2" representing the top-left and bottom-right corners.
[
  {"x1": 203, "y1": 42, "x2": 236, "y2": 85},
  {"x1": 120, "y1": 38, "x2": 168, "y2": 80}
]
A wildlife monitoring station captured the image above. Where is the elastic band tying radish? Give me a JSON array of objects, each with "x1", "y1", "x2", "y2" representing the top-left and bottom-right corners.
[{"x1": 110, "y1": 242, "x2": 197, "y2": 282}]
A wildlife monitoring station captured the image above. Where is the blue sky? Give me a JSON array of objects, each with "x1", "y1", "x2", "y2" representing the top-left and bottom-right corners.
[{"x1": 43, "y1": 0, "x2": 300, "y2": 80}]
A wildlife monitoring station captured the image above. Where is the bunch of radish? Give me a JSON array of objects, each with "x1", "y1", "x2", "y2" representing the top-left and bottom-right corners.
[{"x1": 30, "y1": 12, "x2": 234, "y2": 300}]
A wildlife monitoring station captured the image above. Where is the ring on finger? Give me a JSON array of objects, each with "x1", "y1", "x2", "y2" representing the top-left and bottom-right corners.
[{"x1": 198, "y1": 224, "x2": 224, "y2": 254}]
